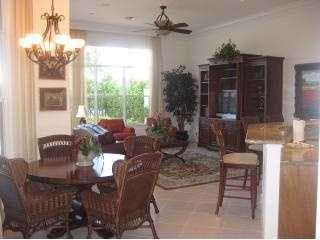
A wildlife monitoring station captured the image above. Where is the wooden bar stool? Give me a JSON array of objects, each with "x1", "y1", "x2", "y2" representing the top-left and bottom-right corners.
[
  {"x1": 211, "y1": 120, "x2": 258, "y2": 219},
  {"x1": 241, "y1": 116, "x2": 263, "y2": 186}
]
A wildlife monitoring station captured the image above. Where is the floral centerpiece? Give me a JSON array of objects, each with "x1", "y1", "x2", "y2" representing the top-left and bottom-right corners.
[
  {"x1": 77, "y1": 136, "x2": 102, "y2": 167},
  {"x1": 146, "y1": 112, "x2": 171, "y2": 145}
]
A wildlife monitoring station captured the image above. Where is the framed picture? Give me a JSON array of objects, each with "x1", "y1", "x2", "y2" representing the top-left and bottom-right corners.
[
  {"x1": 39, "y1": 58, "x2": 66, "y2": 80},
  {"x1": 40, "y1": 88, "x2": 67, "y2": 111}
]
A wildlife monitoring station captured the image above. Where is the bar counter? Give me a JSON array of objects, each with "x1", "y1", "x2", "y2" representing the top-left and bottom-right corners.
[{"x1": 246, "y1": 121, "x2": 319, "y2": 238}]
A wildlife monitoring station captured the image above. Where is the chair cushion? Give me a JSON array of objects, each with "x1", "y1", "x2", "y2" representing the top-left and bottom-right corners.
[
  {"x1": 98, "y1": 119, "x2": 125, "y2": 133},
  {"x1": 248, "y1": 144, "x2": 263, "y2": 152},
  {"x1": 223, "y1": 153, "x2": 258, "y2": 166}
]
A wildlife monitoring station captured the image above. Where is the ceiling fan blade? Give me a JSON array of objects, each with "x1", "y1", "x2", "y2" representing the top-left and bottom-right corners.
[
  {"x1": 171, "y1": 23, "x2": 189, "y2": 28},
  {"x1": 144, "y1": 22, "x2": 155, "y2": 26},
  {"x1": 171, "y1": 28, "x2": 192, "y2": 34},
  {"x1": 132, "y1": 28, "x2": 157, "y2": 33}
]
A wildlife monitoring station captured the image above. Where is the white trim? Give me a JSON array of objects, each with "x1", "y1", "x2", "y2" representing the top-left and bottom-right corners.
[{"x1": 316, "y1": 125, "x2": 320, "y2": 238}]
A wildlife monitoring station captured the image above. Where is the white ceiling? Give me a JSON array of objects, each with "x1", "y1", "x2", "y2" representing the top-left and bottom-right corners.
[{"x1": 70, "y1": 0, "x2": 300, "y2": 34}]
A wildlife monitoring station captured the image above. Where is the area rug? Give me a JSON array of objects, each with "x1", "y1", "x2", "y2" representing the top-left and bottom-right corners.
[{"x1": 157, "y1": 148, "x2": 244, "y2": 190}]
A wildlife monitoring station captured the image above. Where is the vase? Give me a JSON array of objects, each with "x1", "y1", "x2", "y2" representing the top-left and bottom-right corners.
[{"x1": 76, "y1": 152, "x2": 94, "y2": 167}]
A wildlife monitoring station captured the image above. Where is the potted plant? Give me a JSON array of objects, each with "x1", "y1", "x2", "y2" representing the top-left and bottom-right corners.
[
  {"x1": 77, "y1": 136, "x2": 102, "y2": 167},
  {"x1": 209, "y1": 39, "x2": 240, "y2": 64},
  {"x1": 162, "y1": 65, "x2": 198, "y2": 141}
]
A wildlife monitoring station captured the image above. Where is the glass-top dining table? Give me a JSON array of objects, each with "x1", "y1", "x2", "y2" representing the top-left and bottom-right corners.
[{"x1": 27, "y1": 153, "x2": 125, "y2": 238}]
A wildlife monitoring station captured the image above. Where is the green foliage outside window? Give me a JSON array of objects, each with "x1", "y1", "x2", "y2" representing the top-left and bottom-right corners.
[{"x1": 86, "y1": 76, "x2": 149, "y2": 124}]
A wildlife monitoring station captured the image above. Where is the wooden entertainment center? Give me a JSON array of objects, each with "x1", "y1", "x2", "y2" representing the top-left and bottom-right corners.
[{"x1": 198, "y1": 54, "x2": 284, "y2": 151}]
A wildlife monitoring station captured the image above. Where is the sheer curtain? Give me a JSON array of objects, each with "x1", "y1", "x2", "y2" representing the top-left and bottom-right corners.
[
  {"x1": 0, "y1": 0, "x2": 37, "y2": 161},
  {"x1": 70, "y1": 29, "x2": 86, "y2": 128}
]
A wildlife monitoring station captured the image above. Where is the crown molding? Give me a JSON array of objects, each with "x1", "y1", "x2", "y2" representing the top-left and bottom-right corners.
[{"x1": 192, "y1": 0, "x2": 319, "y2": 38}]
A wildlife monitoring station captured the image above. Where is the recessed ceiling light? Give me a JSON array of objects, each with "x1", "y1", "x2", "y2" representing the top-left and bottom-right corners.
[
  {"x1": 102, "y1": 2, "x2": 110, "y2": 7},
  {"x1": 89, "y1": 12, "x2": 95, "y2": 15},
  {"x1": 125, "y1": 16, "x2": 136, "y2": 21}
]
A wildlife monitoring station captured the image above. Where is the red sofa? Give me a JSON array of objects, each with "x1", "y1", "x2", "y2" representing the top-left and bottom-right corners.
[{"x1": 98, "y1": 119, "x2": 135, "y2": 141}]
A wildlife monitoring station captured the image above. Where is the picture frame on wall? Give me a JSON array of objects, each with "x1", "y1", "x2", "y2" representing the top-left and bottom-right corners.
[
  {"x1": 39, "y1": 58, "x2": 66, "y2": 80},
  {"x1": 40, "y1": 88, "x2": 67, "y2": 111}
]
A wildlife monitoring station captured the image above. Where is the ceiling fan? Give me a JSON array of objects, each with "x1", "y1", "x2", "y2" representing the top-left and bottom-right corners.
[{"x1": 134, "y1": 6, "x2": 192, "y2": 36}]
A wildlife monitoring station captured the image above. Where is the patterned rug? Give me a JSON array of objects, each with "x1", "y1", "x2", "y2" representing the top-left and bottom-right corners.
[{"x1": 157, "y1": 147, "x2": 244, "y2": 190}]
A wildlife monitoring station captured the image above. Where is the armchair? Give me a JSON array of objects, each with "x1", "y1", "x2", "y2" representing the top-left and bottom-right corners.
[{"x1": 98, "y1": 119, "x2": 135, "y2": 141}]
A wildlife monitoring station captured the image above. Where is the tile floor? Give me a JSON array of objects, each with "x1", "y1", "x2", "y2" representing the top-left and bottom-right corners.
[{"x1": 5, "y1": 181, "x2": 262, "y2": 239}]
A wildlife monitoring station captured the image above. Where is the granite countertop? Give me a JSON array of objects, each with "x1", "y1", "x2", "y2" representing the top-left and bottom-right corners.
[
  {"x1": 246, "y1": 121, "x2": 319, "y2": 165},
  {"x1": 245, "y1": 122, "x2": 289, "y2": 145}
]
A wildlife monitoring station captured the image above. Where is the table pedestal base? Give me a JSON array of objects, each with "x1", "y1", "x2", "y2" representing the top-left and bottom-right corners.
[{"x1": 47, "y1": 193, "x2": 113, "y2": 239}]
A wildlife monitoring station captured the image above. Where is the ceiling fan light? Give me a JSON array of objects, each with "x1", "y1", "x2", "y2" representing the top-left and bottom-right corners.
[{"x1": 71, "y1": 39, "x2": 85, "y2": 49}]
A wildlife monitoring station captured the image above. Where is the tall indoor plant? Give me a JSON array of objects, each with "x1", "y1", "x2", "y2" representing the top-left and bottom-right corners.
[{"x1": 162, "y1": 65, "x2": 198, "y2": 140}]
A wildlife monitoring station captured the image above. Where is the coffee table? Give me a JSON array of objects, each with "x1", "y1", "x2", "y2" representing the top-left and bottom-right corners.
[{"x1": 160, "y1": 139, "x2": 189, "y2": 163}]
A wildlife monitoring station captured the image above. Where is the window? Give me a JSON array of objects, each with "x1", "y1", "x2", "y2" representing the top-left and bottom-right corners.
[{"x1": 85, "y1": 46, "x2": 151, "y2": 124}]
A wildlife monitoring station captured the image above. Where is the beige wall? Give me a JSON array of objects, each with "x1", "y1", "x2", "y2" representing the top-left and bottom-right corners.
[
  {"x1": 159, "y1": 0, "x2": 320, "y2": 140},
  {"x1": 33, "y1": 0, "x2": 72, "y2": 138},
  {"x1": 188, "y1": 0, "x2": 320, "y2": 124}
]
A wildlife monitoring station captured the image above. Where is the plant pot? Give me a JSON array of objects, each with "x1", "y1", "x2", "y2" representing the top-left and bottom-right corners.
[
  {"x1": 76, "y1": 152, "x2": 94, "y2": 167},
  {"x1": 176, "y1": 130, "x2": 189, "y2": 141}
]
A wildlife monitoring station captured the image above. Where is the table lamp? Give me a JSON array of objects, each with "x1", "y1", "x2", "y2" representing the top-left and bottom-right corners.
[{"x1": 76, "y1": 105, "x2": 87, "y2": 125}]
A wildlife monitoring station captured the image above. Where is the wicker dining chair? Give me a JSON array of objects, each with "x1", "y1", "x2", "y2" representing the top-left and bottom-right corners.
[
  {"x1": 82, "y1": 152, "x2": 163, "y2": 239},
  {"x1": 124, "y1": 136, "x2": 161, "y2": 214},
  {"x1": 0, "y1": 156, "x2": 73, "y2": 238},
  {"x1": 38, "y1": 134, "x2": 80, "y2": 161},
  {"x1": 211, "y1": 120, "x2": 258, "y2": 219},
  {"x1": 124, "y1": 135, "x2": 161, "y2": 159}
]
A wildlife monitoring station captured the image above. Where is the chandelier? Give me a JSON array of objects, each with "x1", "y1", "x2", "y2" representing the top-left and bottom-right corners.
[{"x1": 19, "y1": 0, "x2": 85, "y2": 74}]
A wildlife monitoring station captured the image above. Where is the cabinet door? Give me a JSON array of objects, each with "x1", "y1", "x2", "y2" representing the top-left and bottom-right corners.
[
  {"x1": 265, "y1": 57, "x2": 284, "y2": 121},
  {"x1": 243, "y1": 59, "x2": 266, "y2": 119}
]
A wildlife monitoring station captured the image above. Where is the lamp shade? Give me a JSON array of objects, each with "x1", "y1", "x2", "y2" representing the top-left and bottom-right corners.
[{"x1": 76, "y1": 105, "x2": 87, "y2": 118}]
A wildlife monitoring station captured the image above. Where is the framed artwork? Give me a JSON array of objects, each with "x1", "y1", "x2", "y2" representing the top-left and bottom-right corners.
[
  {"x1": 294, "y1": 62, "x2": 320, "y2": 119},
  {"x1": 40, "y1": 88, "x2": 67, "y2": 111},
  {"x1": 39, "y1": 58, "x2": 66, "y2": 80}
]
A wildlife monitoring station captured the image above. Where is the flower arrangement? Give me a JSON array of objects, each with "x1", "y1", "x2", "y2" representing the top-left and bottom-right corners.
[
  {"x1": 146, "y1": 112, "x2": 171, "y2": 144},
  {"x1": 79, "y1": 136, "x2": 101, "y2": 156},
  {"x1": 77, "y1": 136, "x2": 102, "y2": 166}
]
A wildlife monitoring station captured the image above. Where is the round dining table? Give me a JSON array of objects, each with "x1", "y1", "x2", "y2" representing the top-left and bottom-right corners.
[{"x1": 27, "y1": 153, "x2": 125, "y2": 238}]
